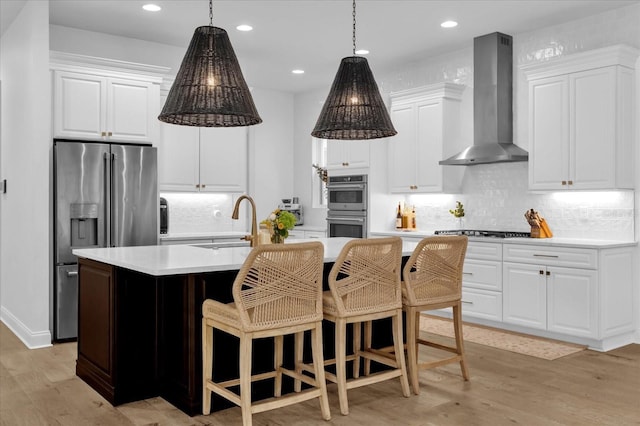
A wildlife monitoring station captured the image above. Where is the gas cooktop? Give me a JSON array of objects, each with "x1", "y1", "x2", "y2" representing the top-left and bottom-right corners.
[{"x1": 434, "y1": 230, "x2": 531, "y2": 238}]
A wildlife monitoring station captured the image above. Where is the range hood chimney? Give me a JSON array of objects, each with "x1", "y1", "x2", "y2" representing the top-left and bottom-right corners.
[{"x1": 440, "y1": 32, "x2": 528, "y2": 166}]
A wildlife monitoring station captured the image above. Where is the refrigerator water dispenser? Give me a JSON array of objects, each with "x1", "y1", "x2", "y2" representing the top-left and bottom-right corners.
[{"x1": 70, "y1": 203, "x2": 98, "y2": 248}]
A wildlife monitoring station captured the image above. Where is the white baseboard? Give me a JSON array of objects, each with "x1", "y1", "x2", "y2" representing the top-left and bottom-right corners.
[{"x1": 0, "y1": 306, "x2": 52, "y2": 349}]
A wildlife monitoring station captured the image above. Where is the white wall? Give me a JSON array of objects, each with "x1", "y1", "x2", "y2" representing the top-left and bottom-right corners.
[{"x1": 0, "y1": 0, "x2": 52, "y2": 348}]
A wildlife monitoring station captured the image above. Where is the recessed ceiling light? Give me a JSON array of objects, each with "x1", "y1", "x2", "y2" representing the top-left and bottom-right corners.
[
  {"x1": 236, "y1": 24, "x2": 253, "y2": 32},
  {"x1": 292, "y1": 69, "x2": 305, "y2": 74},
  {"x1": 142, "y1": 4, "x2": 161, "y2": 12},
  {"x1": 441, "y1": 20, "x2": 458, "y2": 28},
  {"x1": 355, "y1": 49, "x2": 369, "y2": 55}
]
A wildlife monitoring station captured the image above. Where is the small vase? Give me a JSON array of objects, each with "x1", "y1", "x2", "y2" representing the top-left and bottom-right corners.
[
  {"x1": 271, "y1": 233, "x2": 284, "y2": 244},
  {"x1": 457, "y1": 217, "x2": 464, "y2": 229}
]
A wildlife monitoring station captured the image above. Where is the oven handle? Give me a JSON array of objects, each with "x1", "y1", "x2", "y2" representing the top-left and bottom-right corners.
[
  {"x1": 326, "y1": 216, "x2": 366, "y2": 223},
  {"x1": 326, "y1": 184, "x2": 366, "y2": 190}
]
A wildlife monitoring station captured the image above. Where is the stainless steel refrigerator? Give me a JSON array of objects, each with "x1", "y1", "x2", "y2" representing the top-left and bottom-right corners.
[{"x1": 53, "y1": 140, "x2": 158, "y2": 341}]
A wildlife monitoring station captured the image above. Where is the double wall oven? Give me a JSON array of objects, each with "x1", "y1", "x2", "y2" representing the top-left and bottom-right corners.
[{"x1": 326, "y1": 174, "x2": 367, "y2": 238}]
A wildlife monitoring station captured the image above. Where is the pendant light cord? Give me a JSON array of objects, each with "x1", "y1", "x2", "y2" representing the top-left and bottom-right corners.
[
  {"x1": 352, "y1": 0, "x2": 357, "y2": 55},
  {"x1": 209, "y1": 0, "x2": 213, "y2": 26}
]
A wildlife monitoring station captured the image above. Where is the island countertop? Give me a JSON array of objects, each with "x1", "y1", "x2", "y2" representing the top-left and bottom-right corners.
[{"x1": 73, "y1": 237, "x2": 420, "y2": 276}]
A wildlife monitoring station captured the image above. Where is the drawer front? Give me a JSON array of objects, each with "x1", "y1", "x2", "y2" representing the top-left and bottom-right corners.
[
  {"x1": 461, "y1": 288, "x2": 502, "y2": 321},
  {"x1": 462, "y1": 259, "x2": 502, "y2": 291},
  {"x1": 466, "y1": 241, "x2": 502, "y2": 261},
  {"x1": 304, "y1": 231, "x2": 327, "y2": 239},
  {"x1": 160, "y1": 238, "x2": 213, "y2": 246},
  {"x1": 503, "y1": 244, "x2": 597, "y2": 269}
]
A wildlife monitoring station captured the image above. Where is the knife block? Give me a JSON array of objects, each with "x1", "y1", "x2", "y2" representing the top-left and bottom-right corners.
[{"x1": 530, "y1": 225, "x2": 542, "y2": 238}]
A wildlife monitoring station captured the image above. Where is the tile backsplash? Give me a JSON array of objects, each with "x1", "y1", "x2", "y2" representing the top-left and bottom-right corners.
[
  {"x1": 401, "y1": 162, "x2": 634, "y2": 241},
  {"x1": 160, "y1": 193, "x2": 247, "y2": 234}
]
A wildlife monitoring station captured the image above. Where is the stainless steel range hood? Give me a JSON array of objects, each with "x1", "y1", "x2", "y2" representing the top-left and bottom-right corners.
[{"x1": 440, "y1": 32, "x2": 528, "y2": 166}]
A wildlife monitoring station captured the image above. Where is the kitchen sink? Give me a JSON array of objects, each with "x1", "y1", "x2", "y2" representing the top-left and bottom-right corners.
[{"x1": 190, "y1": 241, "x2": 250, "y2": 249}]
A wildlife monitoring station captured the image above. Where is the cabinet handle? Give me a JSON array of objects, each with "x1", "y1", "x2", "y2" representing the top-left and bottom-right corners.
[
  {"x1": 101, "y1": 131, "x2": 107, "y2": 137},
  {"x1": 196, "y1": 184, "x2": 200, "y2": 188},
  {"x1": 342, "y1": 162, "x2": 349, "y2": 167},
  {"x1": 108, "y1": 131, "x2": 113, "y2": 137},
  {"x1": 461, "y1": 300, "x2": 473, "y2": 305},
  {"x1": 539, "y1": 270, "x2": 544, "y2": 275},
  {"x1": 533, "y1": 254, "x2": 559, "y2": 258},
  {"x1": 463, "y1": 272, "x2": 473, "y2": 276},
  {"x1": 201, "y1": 184, "x2": 206, "y2": 188},
  {"x1": 568, "y1": 180, "x2": 573, "y2": 185},
  {"x1": 561, "y1": 180, "x2": 567, "y2": 185},
  {"x1": 546, "y1": 271, "x2": 551, "y2": 276}
]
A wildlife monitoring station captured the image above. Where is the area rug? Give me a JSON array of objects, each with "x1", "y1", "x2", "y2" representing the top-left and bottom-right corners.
[{"x1": 419, "y1": 314, "x2": 586, "y2": 360}]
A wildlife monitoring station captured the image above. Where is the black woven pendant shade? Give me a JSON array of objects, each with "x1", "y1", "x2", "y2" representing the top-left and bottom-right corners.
[
  {"x1": 158, "y1": 25, "x2": 262, "y2": 127},
  {"x1": 311, "y1": 56, "x2": 396, "y2": 140}
]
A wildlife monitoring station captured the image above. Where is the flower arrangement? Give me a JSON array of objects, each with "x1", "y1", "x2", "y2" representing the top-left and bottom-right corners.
[
  {"x1": 261, "y1": 208, "x2": 297, "y2": 243},
  {"x1": 449, "y1": 201, "x2": 465, "y2": 218},
  {"x1": 312, "y1": 164, "x2": 328, "y2": 183}
]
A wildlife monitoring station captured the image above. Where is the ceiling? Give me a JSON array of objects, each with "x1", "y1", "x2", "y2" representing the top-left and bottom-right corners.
[{"x1": 2, "y1": 1, "x2": 638, "y2": 92}]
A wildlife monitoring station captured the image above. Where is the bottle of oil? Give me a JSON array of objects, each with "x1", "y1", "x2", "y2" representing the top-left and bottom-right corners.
[
  {"x1": 411, "y1": 206, "x2": 417, "y2": 230},
  {"x1": 395, "y1": 203, "x2": 403, "y2": 229}
]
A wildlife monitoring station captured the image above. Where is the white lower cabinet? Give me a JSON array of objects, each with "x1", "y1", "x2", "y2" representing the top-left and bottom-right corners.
[
  {"x1": 502, "y1": 244, "x2": 635, "y2": 348},
  {"x1": 503, "y1": 262, "x2": 597, "y2": 337},
  {"x1": 460, "y1": 242, "x2": 503, "y2": 321},
  {"x1": 288, "y1": 229, "x2": 326, "y2": 239}
]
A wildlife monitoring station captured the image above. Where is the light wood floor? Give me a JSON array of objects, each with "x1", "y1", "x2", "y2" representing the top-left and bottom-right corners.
[{"x1": 1, "y1": 322, "x2": 639, "y2": 426}]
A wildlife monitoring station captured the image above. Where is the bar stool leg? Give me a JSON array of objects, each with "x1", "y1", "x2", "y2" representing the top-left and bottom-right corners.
[
  {"x1": 294, "y1": 331, "x2": 304, "y2": 392},
  {"x1": 353, "y1": 322, "x2": 361, "y2": 379},
  {"x1": 335, "y1": 318, "x2": 349, "y2": 415},
  {"x1": 202, "y1": 319, "x2": 213, "y2": 414},
  {"x1": 274, "y1": 335, "x2": 284, "y2": 397},
  {"x1": 453, "y1": 304, "x2": 470, "y2": 380},
  {"x1": 393, "y1": 310, "x2": 411, "y2": 397},
  {"x1": 311, "y1": 324, "x2": 332, "y2": 420},
  {"x1": 240, "y1": 334, "x2": 253, "y2": 426},
  {"x1": 406, "y1": 308, "x2": 420, "y2": 395},
  {"x1": 363, "y1": 320, "x2": 372, "y2": 376}
]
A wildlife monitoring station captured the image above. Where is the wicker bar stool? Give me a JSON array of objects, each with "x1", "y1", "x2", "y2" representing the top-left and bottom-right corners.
[
  {"x1": 307, "y1": 237, "x2": 410, "y2": 415},
  {"x1": 202, "y1": 242, "x2": 331, "y2": 426},
  {"x1": 402, "y1": 235, "x2": 469, "y2": 394}
]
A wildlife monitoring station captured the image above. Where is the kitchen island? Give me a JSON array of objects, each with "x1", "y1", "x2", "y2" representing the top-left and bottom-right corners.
[{"x1": 73, "y1": 238, "x2": 418, "y2": 416}]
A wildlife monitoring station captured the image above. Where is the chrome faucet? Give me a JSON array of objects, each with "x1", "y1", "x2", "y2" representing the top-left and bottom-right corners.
[{"x1": 232, "y1": 195, "x2": 258, "y2": 247}]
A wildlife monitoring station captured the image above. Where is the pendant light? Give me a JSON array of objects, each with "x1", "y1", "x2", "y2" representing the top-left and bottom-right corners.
[
  {"x1": 311, "y1": 0, "x2": 396, "y2": 140},
  {"x1": 158, "y1": 0, "x2": 262, "y2": 127}
]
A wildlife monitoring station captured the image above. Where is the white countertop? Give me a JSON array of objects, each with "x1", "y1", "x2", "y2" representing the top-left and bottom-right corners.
[
  {"x1": 74, "y1": 237, "x2": 419, "y2": 277},
  {"x1": 371, "y1": 230, "x2": 637, "y2": 249}
]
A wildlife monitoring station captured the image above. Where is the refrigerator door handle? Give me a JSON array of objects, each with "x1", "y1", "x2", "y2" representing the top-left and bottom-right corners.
[
  {"x1": 103, "y1": 152, "x2": 111, "y2": 248},
  {"x1": 66, "y1": 270, "x2": 78, "y2": 277},
  {"x1": 110, "y1": 152, "x2": 117, "y2": 247}
]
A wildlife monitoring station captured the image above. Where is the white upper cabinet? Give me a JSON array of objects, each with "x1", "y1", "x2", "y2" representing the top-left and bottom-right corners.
[
  {"x1": 51, "y1": 52, "x2": 166, "y2": 143},
  {"x1": 388, "y1": 83, "x2": 465, "y2": 193},
  {"x1": 326, "y1": 139, "x2": 370, "y2": 171},
  {"x1": 158, "y1": 95, "x2": 247, "y2": 193},
  {"x1": 524, "y1": 45, "x2": 638, "y2": 190},
  {"x1": 53, "y1": 71, "x2": 159, "y2": 143}
]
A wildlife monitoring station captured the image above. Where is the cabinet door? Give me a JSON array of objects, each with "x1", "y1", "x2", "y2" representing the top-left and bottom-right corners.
[
  {"x1": 199, "y1": 127, "x2": 247, "y2": 192},
  {"x1": 54, "y1": 71, "x2": 106, "y2": 140},
  {"x1": 570, "y1": 67, "x2": 617, "y2": 189},
  {"x1": 326, "y1": 139, "x2": 369, "y2": 170},
  {"x1": 388, "y1": 104, "x2": 416, "y2": 192},
  {"x1": 107, "y1": 78, "x2": 156, "y2": 143},
  {"x1": 415, "y1": 100, "x2": 444, "y2": 192},
  {"x1": 547, "y1": 266, "x2": 597, "y2": 338},
  {"x1": 158, "y1": 105, "x2": 200, "y2": 191},
  {"x1": 528, "y1": 75, "x2": 569, "y2": 190},
  {"x1": 503, "y1": 263, "x2": 546, "y2": 330}
]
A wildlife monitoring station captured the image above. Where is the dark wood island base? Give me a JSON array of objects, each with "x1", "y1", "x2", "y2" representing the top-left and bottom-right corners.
[{"x1": 78, "y1": 257, "x2": 387, "y2": 416}]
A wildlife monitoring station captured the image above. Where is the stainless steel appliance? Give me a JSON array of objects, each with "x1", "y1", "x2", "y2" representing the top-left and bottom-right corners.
[
  {"x1": 435, "y1": 229, "x2": 530, "y2": 238},
  {"x1": 53, "y1": 140, "x2": 158, "y2": 341},
  {"x1": 439, "y1": 32, "x2": 528, "y2": 166},
  {"x1": 278, "y1": 200, "x2": 303, "y2": 226},
  {"x1": 160, "y1": 197, "x2": 168, "y2": 234},
  {"x1": 327, "y1": 174, "x2": 367, "y2": 238},
  {"x1": 327, "y1": 174, "x2": 367, "y2": 211}
]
